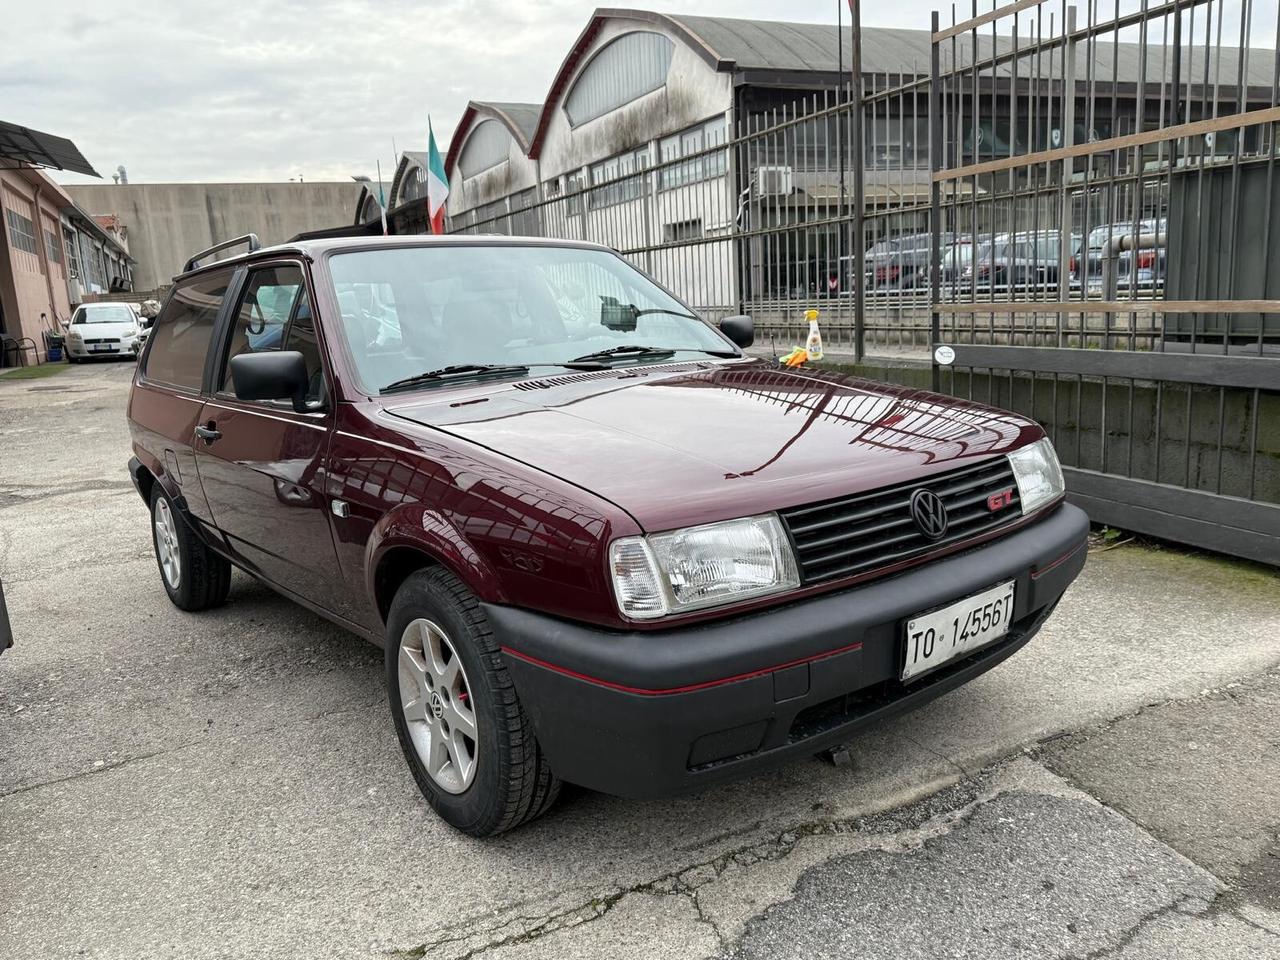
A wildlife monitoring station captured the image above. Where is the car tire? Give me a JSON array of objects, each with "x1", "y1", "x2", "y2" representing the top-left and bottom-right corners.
[
  {"x1": 150, "y1": 485, "x2": 231, "y2": 611},
  {"x1": 386, "y1": 567, "x2": 560, "y2": 837}
]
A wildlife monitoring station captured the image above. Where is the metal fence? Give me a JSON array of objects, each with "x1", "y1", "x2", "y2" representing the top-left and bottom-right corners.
[
  {"x1": 449, "y1": 0, "x2": 1279, "y2": 564},
  {"x1": 928, "y1": 0, "x2": 1280, "y2": 565}
]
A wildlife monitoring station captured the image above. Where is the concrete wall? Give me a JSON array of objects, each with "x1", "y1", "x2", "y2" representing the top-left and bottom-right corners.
[{"x1": 65, "y1": 182, "x2": 362, "y2": 291}]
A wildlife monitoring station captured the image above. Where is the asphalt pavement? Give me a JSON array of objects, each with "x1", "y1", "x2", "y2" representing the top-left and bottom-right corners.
[{"x1": 1, "y1": 361, "x2": 1277, "y2": 959}]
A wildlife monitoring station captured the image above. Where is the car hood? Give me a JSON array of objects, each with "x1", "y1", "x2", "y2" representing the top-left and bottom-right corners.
[{"x1": 383, "y1": 359, "x2": 1041, "y2": 531}]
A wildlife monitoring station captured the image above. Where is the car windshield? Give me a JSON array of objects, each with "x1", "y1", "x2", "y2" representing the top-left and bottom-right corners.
[
  {"x1": 75, "y1": 305, "x2": 135, "y2": 324},
  {"x1": 327, "y1": 244, "x2": 733, "y2": 394}
]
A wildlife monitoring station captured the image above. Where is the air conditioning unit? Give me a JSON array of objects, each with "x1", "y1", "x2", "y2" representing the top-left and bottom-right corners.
[{"x1": 756, "y1": 165, "x2": 794, "y2": 197}]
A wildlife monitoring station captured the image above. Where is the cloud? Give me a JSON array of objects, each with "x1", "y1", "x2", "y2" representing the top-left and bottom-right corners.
[
  {"x1": 16, "y1": 0, "x2": 1276, "y2": 185},
  {"x1": 6, "y1": 1, "x2": 855, "y2": 183}
]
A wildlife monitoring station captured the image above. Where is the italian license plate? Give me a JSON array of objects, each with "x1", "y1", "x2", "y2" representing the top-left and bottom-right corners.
[
  {"x1": 91, "y1": 343, "x2": 114, "y2": 352},
  {"x1": 902, "y1": 580, "x2": 1016, "y2": 682}
]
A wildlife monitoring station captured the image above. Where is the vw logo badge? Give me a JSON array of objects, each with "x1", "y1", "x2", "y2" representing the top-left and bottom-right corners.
[{"x1": 909, "y1": 488, "x2": 949, "y2": 540}]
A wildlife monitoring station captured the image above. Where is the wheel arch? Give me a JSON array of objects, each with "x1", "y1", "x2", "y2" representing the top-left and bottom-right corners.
[{"x1": 367, "y1": 504, "x2": 505, "y2": 626}]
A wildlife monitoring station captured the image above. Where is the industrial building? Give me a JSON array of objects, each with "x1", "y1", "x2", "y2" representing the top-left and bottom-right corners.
[
  {"x1": 0, "y1": 122, "x2": 137, "y2": 364},
  {"x1": 363, "y1": 7, "x2": 1276, "y2": 315}
]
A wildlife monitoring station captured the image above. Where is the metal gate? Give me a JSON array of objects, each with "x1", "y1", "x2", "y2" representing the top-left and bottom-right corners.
[{"x1": 926, "y1": 0, "x2": 1280, "y2": 565}]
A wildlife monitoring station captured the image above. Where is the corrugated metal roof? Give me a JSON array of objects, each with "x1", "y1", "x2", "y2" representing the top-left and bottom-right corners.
[
  {"x1": 662, "y1": 14, "x2": 1277, "y2": 85},
  {"x1": 474, "y1": 102, "x2": 542, "y2": 145},
  {"x1": 0, "y1": 120, "x2": 99, "y2": 177}
]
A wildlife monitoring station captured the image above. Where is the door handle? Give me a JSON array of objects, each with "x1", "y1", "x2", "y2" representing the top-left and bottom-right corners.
[{"x1": 195, "y1": 423, "x2": 221, "y2": 444}]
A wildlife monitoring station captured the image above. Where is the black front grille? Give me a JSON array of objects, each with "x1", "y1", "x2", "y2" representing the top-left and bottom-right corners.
[
  {"x1": 84, "y1": 338, "x2": 120, "y2": 345},
  {"x1": 780, "y1": 456, "x2": 1022, "y2": 584}
]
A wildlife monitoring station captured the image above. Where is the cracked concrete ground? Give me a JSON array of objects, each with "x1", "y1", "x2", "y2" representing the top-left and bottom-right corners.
[{"x1": 1, "y1": 363, "x2": 1278, "y2": 959}]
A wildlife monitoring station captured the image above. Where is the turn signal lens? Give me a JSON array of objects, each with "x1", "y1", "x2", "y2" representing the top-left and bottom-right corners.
[{"x1": 608, "y1": 538, "x2": 666, "y2": 620}]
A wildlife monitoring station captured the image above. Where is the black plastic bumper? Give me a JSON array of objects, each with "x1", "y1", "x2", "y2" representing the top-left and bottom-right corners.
[{"x1": 487, "y1": 503, "x2": 1090, "y2": 799}]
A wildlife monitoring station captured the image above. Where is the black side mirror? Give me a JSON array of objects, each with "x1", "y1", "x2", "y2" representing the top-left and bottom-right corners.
[
  {"x1": 719, "y1": 314, "x2": 754, "y2": 348},
  {"x1": 229, "y1": 351, "x2": 312, "y2": 413}
]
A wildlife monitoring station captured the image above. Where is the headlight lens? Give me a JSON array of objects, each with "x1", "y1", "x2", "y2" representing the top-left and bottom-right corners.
[
  {"x1": 609, "y1": 514, "x2": 800, "y2": 620},
  {"x1": 1007, "y1": 438, "x2": 1065, "y2": 514}
]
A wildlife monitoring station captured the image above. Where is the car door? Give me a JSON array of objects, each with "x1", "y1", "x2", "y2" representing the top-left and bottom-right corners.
[
  {"x1": 131, "y1": 268, "x2": 235, "y2": 529},
  {"x1": 192, "y1": 261, "x2": 347, "y2": 615}
]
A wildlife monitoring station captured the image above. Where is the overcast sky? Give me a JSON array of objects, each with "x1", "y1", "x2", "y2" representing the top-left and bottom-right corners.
[
  {"x1": 8, "y1": 0, "x2": 941, "y2": 186},
  {"x1": 7, "y1": 0, "x2": 1275, "y2": 186}
]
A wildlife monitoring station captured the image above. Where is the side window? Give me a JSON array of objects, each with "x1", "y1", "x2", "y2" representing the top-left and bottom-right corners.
[
  {"x1": 220, "y1": 264, "x2": 324, "y2": 404},
  {"x1": 143, "y1": 271, "x2": 230, "y2": 390},
  {"x1": 283, "y1": 293, "x2": 325, "y2": 405},
  {"x1": 221, "y1": 266, "x2": 301, "y2": 392}
]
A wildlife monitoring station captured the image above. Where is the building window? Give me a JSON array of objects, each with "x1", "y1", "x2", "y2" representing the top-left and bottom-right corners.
[
  {"x1": 63, "y1": 227, "x2": 81, "y2": 280},
  {"x1": 88, "y1": 245, "x2": 106, "y2": 287},
  {"x1": 663, "y1": 219, "x2": 703, "y2": 243},
  {"x1": 589, "y1": 147, "x2": 650, "y2": 209},
  {"x1": 566, "y1": 172, "x2": 587, "y2": 216},
  {"x1": 399, "y1": 165, "x2": 427, "y2": 204},
  {"x1": 458, "y1": 120, "x2": 513, "y2": 179},
  {"x1": 564, "y1": 31, "x2": 674, "y2": 126},
  {"x1": 509, "y1": 188, "x2": 539, "y2": 236},
  {"x1": 660, "y1": 117, "x2": 728, "y2": 189},
  {"x1": 45, "y1": 229, "x2": 63, "y2": 264},
  {"x1": 4, "y1": 207, "x2": 38, "y2": 255},
  {"x1": 472, "y1": 197, "x2": 509, "y2": 233}
]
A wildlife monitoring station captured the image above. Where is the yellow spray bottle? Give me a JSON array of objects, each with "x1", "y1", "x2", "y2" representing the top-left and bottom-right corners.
[{"x1": 804, "y1": 309, "x2": 824, "y2": 361}]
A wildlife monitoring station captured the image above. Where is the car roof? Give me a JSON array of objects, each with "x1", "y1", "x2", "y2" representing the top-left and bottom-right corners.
[{"x1": 175, "y1": 234, "x2": 620, "y2": 282}]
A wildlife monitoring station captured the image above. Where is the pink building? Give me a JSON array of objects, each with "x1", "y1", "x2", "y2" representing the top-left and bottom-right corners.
[{"x1": 0, "y1": 166, "x2": 73, "y2": 364}]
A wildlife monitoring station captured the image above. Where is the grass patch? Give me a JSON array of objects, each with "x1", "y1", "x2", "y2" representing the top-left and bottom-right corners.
[{"x1": 0, "y1": 362, "x2": 72, "y2": 381}]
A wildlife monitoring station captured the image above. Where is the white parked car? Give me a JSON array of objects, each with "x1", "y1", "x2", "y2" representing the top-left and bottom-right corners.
[{"x1": 64, "y1": 303, "x2": 143, "y2": 361}]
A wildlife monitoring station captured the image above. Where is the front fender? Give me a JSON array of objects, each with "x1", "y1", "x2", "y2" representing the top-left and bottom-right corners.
[{"x1": 364, "y1": 500, "x2": 506, "y2": 605}]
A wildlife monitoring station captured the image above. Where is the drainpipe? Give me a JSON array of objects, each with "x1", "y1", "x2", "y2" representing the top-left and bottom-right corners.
[{"x1": 32, "y1": 183, "x2": 60, "y2": 355}]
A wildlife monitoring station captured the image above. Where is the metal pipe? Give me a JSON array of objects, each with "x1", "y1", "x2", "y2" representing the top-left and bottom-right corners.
[{"x1": 1101, "y1": 231, "x2": 1167, "y2": 300}]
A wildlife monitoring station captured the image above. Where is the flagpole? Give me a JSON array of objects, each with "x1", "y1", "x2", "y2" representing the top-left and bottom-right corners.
[{"x1": 376, "y1": 159, "x2": 389, "y2": 236}]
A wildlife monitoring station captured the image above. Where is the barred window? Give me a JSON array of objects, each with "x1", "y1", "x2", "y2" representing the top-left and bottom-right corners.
[
  {"x1": 4, "y1": 207, "x2": 37, "y2": 255},
  {"x1": 660, "y1": 117, "x2": 728, "y2": 190},
  {"x1": 45, "y1": 229, "x2": 62, "y2": 263},
  {"x1": 564, "y1": 32, "x2": 673, "y2": 126},
  {"x1": 566, "y1": 172, "x2": 587, "y2": 217},
  {"x1": 588, "y1": 147, "x2": 650, "y2": 209}
]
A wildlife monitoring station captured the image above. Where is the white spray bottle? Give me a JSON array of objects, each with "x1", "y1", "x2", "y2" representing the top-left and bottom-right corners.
[{"x1": 804, "y1": 309, "x2": 824, "y2": 361}]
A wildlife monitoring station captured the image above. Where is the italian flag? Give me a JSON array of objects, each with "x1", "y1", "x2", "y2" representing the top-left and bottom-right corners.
[{"x1": 426, "y1": 119, "x2": 449, "y2": 235}]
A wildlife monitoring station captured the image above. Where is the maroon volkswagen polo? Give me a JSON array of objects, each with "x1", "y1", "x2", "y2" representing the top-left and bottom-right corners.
[{"x1": 127, "y1": 234, "x2": 1087, "y2": 836}]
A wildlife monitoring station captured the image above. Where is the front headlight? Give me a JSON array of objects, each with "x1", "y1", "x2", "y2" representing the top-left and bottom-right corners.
[
  {"x1": 609, "y1": 514, "x2": 800, "y2": 620},
  {"x1": 1007, "y1": 438, "x2": 1065, "y2": 514}
]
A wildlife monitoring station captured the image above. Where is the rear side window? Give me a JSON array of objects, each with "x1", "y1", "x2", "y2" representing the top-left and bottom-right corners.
[{"x1": 144, "y1": 271, "x2": 231, "y2": 390}]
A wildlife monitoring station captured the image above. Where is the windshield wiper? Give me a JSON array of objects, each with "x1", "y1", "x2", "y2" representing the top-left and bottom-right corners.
[
  {"x1": 566, "y1": 344, "x2": 740, "y2": 367},
  {"x1": 568, "y1": 345, "x2": 676, "y2": 365},
  {"x1": 381, "y1": 363, "x2": 529, "y2": 394}
]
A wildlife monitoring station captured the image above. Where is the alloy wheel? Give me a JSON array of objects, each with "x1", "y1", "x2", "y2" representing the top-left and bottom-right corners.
[
  {"x1": 398, "y1": 618, "x2": 479, "y2": 794},
  {"x1": 153, "y1": 498, "x2": 181, "y2": 589}
]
